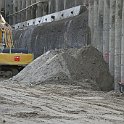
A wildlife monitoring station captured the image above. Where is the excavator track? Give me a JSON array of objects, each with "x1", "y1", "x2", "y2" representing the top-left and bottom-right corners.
[
  {"x1": 0, "y1": 52, "x2": 33, "y2": 78},
  {"x1": 0, "y1": 65, "x2": 23, "y2": 77}
]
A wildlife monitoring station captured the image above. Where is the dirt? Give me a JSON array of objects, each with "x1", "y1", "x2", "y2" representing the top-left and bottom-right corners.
[
  {"x1": 0, "y1": 46, "x2": 121, "y2": 124},
  {"x1": 0, "y1": 82, "x2": 124, "y2": 124},
  {"x1": 11, "y1": 46, "x2": 113, "y2": 91}
]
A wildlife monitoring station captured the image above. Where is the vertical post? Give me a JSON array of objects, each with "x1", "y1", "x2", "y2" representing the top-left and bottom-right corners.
[
  {"x1": 36, "y1": 0, "x2": 42, "y2": 17},
  {"x1": 0, "y1": 0, "x2": 5, "y2": 13},
  {"x1": 22, "y1": 0, "x2": 26, "y2": 22},
  {"x1": 103, "y1": 0, "x2": 110, "y2": 63},
  {"x1": 88, "y1": 0, "x2": 94, "y2": 46},
  {"x1": 43, "y1": 2, "x2": 48, "y2": 16},
  {"x1": 121, "y1": 1, "x2": 124, "y2": 86},
  {"x1": 97, "y1": 0, "x2": 104, "y2": 52},
  {"x1": 17, "y1": 0, "x2": 21, "y2": 23},
  {"x1": 74, "y1": 0, "x2": 77, "y2": 6},
  {"x1": 48, "y1": 0, "x2": 51, "y2": 14},
  {"x1": 31, "y1": 0, "x2": 36, "y2": 19},
  {"x1": 0, "y1": 0, "x2": 2, "y2": 12},
  {"x1": 93, "y1": 0, "x2": 98, "y2": 48},
  {"x1": 26, "y1": 0, "x2": 31, "y2": 21},
  {"x1": 109, "y1": 0, "x2": 116, "y2": 76},
  {"x1": 64, "y1": 0, "x2": 67, "y2": 9},
  {"x1": 84, "y1": 0, "x2": 87, "y2": 6},
  {"x1": 14, "y1": 0, "x2": 18, "y2": 24},
  {"x1": 9, "y1": 2, "x2": 13, "y2": 25},
  {"x1": 55, "y1": 0, "x2": 59, "y2": 12},
  {"x1": 13, "y1": 0, "x2": 16, "y2": 24},
  {"x1": 114, "y1": 0, "x2": 123, "y2": 91},
  {"x1": 3, "y1": 0, "x2": 6, "y2": 18}
]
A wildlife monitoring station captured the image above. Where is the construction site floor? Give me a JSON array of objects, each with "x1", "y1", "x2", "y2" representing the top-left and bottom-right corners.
[{"x1": 0, "y1": 80, "x2": 124, "y2": 124}]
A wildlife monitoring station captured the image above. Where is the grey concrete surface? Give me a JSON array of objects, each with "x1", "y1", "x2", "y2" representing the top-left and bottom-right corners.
[
  {"x1": 13, "y1": 11, "x2": 89, "y2": 58},
  {"x1": 4, "y1": 0, "x2": 87, "y2": 24}
]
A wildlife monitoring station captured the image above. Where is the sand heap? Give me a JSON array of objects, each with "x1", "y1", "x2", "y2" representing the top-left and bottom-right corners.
[{"x1": 12, "y1": 46, "x2": 113, "y2": 91}]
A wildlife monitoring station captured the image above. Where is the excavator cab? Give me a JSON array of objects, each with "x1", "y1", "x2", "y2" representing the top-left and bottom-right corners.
[{"x1": 0, "y1": 14, "x2": 33, "y2": 77}]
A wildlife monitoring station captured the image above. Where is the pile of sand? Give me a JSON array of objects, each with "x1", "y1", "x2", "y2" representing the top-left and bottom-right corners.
[{"x1": 12, "y1": 46, "x2": 113, "y2": 91}]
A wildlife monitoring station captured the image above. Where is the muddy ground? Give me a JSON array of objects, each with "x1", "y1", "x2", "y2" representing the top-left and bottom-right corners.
[{"x1": 0, "y1": 79, "x2": 124, "y2": 124}]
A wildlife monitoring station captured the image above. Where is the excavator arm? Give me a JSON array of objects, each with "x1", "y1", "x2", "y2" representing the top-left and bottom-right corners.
[{"x1": 0, "y1": 14, "x2": 13, "y2": 49}]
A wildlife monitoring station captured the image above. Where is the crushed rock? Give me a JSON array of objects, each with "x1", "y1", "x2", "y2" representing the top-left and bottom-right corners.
[{"x1": 12, "y1": 46, "x2": 113, "y2": 91}]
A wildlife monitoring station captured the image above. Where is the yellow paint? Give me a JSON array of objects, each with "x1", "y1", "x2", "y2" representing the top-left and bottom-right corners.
[
  {"x1": 0, "y1": 15, "x2": 33, "y2": 67},
  {"x1": 0, "y1": 31, "x2": 2, "y2": 42},
  {"x1": 0, "y1": 53, "x2": 33, "y2": 66},
  {"x1": 0, "y1": 14, "x2": 14, "y2": 48},
  {"x1": 0, "y1": 28, "x2": 13, "y2": 48}
]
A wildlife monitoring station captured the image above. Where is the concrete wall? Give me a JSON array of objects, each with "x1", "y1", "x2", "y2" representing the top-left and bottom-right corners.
[
  {"x1": 4, "y1": 0, "x2": 88, "y2": 25},
  {"x1": 0, "y1": 0, "x2": 4, "y2": 10},
  {"x1": 88, "y1": 0, "x2": 124, "y2": 91},
  {"x1": 0, "y1": 0, "x2": 5, "y2": 16},
  {"x1": 0, "y1": 0, "x2": 3, "y2": 11},
  {"x1": 13, "y1": 11, "x2": 89, "y2": 58},
  {"x1": 6, "y1": 0, "x2": 123, "y2": 90}
]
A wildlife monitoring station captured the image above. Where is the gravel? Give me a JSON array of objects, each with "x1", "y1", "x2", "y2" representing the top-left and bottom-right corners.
[{"x1": 12, "y1": 46, "x2": 113, "y2": 91}]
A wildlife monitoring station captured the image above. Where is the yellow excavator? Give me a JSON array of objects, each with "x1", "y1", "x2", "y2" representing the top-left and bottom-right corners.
[{"x1": 0, "y1": 14, "x2": 33, "y2": 77}]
